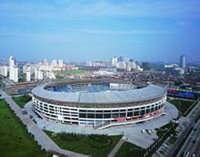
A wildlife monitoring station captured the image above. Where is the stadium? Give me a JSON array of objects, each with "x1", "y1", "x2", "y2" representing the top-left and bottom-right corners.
[{"x1": 31, "y1": 80, "x2": 167, "y2": 129}]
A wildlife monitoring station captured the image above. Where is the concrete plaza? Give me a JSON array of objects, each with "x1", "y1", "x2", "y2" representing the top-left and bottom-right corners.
[{"x1": 25, "y1": 101, "x2": 178, "y2": 149}]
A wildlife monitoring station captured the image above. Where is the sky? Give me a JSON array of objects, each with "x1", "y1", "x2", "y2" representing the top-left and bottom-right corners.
[{"x1": 0, "y1": 0, "x2": 200, "y2": 63}]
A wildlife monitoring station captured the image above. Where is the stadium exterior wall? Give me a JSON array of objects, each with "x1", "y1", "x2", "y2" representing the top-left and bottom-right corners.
[{"x1": 32, "y1": 94, "x2": 166, "y2": 129}]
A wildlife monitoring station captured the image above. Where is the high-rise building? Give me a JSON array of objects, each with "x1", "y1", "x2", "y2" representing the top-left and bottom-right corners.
[
  {"x1": 111, "y1": 56, "x2": 142, "y2": 71},
  {"x1": 9, "y1": 56, "x2": 18, "y2": 82},
  {"x1": 126, "y1": 62, "x2": 132, "y2": 71},
  {"x1": 58, "y1": 59, "x2": 64, "y2": 67},
  {"x1": 0, "y1": 66, "x2": 8, "y2": 77},
  {"x1": 111, "y1": 57, "x2": 118, "y2": 67},
  {"x1": 36, "y1": 70, "x2": 43, "y2": 80},
  {"x1": 26, "y1": 67, "x2": 31, "y2": 82},
  {"x1": 23, "y1": 64, "x2": 30, "y2": 74},
  {"x1": 116, "y1": 61, "x2": 126, "y2": 70},
  {"x1": 9, "y1": 56, "x2": 15, "y2": 67},
  {"x1": 51, "y1": 59, "x2": 57, "y2": 67},
  {"x1": 180, "y1": 55, "x2": 186, "y2": 69},
  {"x1": 34, "y1": 67, "x2": 44, "y2": 80}
]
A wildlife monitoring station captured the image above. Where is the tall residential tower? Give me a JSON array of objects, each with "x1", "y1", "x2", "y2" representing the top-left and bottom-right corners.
[
  {"x1": 180, "y1": 55, "x2": 186, "y2": 69},
  {"x1": 9, "y1": 56, "x2": 18, "y2": 82}
]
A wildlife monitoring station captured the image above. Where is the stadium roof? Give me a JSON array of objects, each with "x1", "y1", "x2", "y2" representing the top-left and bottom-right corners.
[{"x1": 32, "y1": 82, "x2": 166, "y2": 104}]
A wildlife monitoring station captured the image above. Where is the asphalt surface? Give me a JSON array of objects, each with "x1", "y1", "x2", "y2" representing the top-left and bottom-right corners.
[
  {"x1": 166, "y1": 100, "x2": 200, "y2": 157},
  {"x1": 0, "y1": 89, "x2": 89, "y2": 157},
  {"x1": 176, "y1": 118, "x2": 200, "y2": 157}
]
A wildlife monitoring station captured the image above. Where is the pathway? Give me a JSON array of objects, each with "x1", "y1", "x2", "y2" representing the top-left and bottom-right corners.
[
  {"x1": 108, "y1": 137, "x2": 125, "y2": 157},
  {"x1": 25, "y1": 101, "x2": 178, "y2": 149},
  {"x1": 0, "y1": 89, "x2": 89, "y2": 157}
]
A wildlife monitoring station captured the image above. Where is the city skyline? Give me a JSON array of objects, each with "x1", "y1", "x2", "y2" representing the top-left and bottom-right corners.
[
  {"x1": 0, "y1": 0, "x2": 200, "y2": 62},
  {"x1": 0, "y1": 55, "x2": 190, "y2": 65}
]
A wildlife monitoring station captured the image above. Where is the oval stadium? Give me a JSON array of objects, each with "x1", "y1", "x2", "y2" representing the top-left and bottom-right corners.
[{"x1": 31, "y1": 80, "x2": 167, "y2": 129}]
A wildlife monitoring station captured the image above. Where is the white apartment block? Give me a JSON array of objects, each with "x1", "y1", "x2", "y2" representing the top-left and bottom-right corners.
[
  {"x1": 58, "y1": 59, "x2": 64, "y2": 67},
  {"x1": 26, "y1": 67, "x2": 31, "y2": 82},
  {"x1": 0, "y1": 66, "x2": 8, "y2": 77},
  {"x1": 9, "y1": 56, "x2": 18, "y2": 82}
]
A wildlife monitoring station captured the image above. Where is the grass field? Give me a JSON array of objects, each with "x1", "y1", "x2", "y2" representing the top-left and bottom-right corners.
[
  {"x1": 168, "y1": 99, "x2": 194, "y2": 116},
  {"x1": 56, "y1": 69, "x2": 87, "y2": 76},
  {"x1": 63, "y1": 69, "x2": 87, "y2": 75},
  {"x1": 156, "y1": 122, "x2": 177, "y2": 138},
  {"x1": 0, "y1": 99, "x2": 45, "y2": 157},
  {"x1": 13, "y1": 95, "x2": 32, "y2": 108},
  {"x1": 55, "y1": 69, "x2": 87, "y2": 79},
  {"x1": 45, "y1": 131, "x2": 122, "y2": 157},
  {"x1": 115, "y1": 142, "x2": 145, "y2": 157}
]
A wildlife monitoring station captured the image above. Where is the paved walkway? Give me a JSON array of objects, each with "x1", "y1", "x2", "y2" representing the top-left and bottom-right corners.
[
  {"x1": 108, "y1": 137, "x2": 125, "y2": 157},
  {"x1": 0, "y1": 89, "x2": 89, "y2": 157},
  {"x1": 25, "y1": 101, "x2": 178, "y2": 149},
  {"x1": 153, "y1": 99, "x2": 200, "y2": 157}
]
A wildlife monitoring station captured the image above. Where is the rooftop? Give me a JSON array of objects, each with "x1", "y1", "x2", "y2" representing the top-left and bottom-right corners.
[{"x1": 32, "y1": 81, "x2": 166, "y2": 104}]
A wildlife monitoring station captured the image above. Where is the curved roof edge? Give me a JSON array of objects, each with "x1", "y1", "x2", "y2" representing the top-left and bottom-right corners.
[{"x1": 32, "y1": 81, "x2": 166, "y2": 104}]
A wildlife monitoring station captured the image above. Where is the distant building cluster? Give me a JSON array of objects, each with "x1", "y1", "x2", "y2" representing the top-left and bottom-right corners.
[
  {"x1": 93, "y1": 68, "x2": 117, "y2": 76},
  {"x1": 23, "y1": 59, "x2": 66, "y2": 81},
  {"x1": 23, "y1": 59, "x2": 79, "y2": 81},
  {"x1": 84, "y1": 61, "x2": 110, "y2": 67},
  {"x1": 164, "y1": 64, "x2": 178, "y2": 69},
  {"x1": 111, "y1": 56, "x2": 143, "y2": 71},
  {"x1": 0, "y1": 56, "x2": 81, "y2": 83},
  {"x1": 164, "y1": 55, "x2": 187, "y2": 75}
]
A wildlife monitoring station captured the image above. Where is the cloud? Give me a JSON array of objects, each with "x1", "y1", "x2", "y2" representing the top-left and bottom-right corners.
[
  {"x1": 84, "y1": 29, "x2": 169, "y2": 35},
  {"x1": 0, "y1": 0, "x2": 200, "y2": 19},
  {"x1": 0, "y1": 31, "x2": 83, "y2": 43}
]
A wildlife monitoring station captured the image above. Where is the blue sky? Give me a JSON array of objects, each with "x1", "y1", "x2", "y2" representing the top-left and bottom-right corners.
[{"x1": 0, "y1": 0, "x2": 200, "y2": 62}]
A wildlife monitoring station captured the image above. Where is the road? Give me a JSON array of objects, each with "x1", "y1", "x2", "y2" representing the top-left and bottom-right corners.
[
  {"x1": 0, "y1": 89, "x2": 89, "y2": 157},
  {"x1": 166, "y1": 101, "x2": 200, "y2": 157},
  {"x1": 188, "y1": 124, "x2": 200, "y2": 157},
  {"x1": 176, "y1": 118, "x2": 200, "y2": 157}
]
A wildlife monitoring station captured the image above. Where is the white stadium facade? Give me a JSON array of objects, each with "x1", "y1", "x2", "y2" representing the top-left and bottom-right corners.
[{"x1": 31, "y1": 80, "x2": 167, "y2": 129}]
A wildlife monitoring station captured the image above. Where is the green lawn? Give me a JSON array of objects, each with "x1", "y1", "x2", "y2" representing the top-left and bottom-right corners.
[
  {"x1": 115, "y1": 142, "x2": 145, "y2": 157},
  {"x1": 45, "y1": 131, "x2": 122, "y2": 157},
  {"x1": 156, "y1": 122, "x2": 175, "y2": 138},
  {"x1": 13, "y1": 95, "x2": 32, "y2": 108},
  {"x1": 0, "y1": 99, "x2": 45, "y2": 157},
  {"x1": 55, "y1": 69, "x2": 87, "y2": 76},
  {"x1": 63, "y1": 69, "x2": 87, "y2": 75},
  {"x1": 55, "y1": 69, "x2": 87, "y2": 79},
  {"x1": 168, "y1": 99, "x2": 194, "y2": 115}
]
